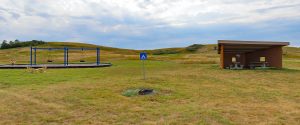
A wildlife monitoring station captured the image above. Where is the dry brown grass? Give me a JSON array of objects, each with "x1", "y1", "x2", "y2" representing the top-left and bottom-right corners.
[
  {"x1": 0, "y1": 60, "x2": 300, "y2": 124},
  {"x1": 0, "y1": 43, "x2": 300, "y2": 124}
]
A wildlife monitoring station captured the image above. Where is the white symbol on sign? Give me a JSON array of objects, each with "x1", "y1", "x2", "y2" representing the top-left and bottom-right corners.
[{"x1": 141, "y1": 55, "x2": 146, "y2": 59}]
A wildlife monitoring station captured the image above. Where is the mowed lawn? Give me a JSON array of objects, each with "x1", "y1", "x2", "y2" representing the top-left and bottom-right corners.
[{"x1": 0, "y1": 59, "x2": 299, "y2": 125}]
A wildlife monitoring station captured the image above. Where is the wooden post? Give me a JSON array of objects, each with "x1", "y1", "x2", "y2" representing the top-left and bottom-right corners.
[{"x1": 220, "y1": 45, "x2": 224, "y2": 69}]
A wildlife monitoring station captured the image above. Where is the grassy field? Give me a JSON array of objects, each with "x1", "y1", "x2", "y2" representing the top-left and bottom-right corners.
[{"x1": 0, "y1": 42, "x2": 299, "y2": 124}]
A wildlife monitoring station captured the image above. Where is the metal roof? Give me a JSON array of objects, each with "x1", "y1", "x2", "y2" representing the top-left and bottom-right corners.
[
  {"x1": 218, "y1": 40, "x2": 290, "y2": 46},
  {"x1": 218, "y1": 40, "x2": 290, "y2": 54}
]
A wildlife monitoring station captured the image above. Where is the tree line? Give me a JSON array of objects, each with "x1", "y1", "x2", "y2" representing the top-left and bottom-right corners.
[{"x1": 1, "y1": 40, "x2": 46, "y2": 49}]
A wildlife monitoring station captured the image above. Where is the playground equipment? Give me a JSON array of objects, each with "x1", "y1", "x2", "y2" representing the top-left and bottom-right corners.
[
  {"x1": 80, "y1": 48, "x2": 86, "y2": 62},
  {"x1": 47, "y1": 48, "x2": 54, "y2": 63},
  {"x1": 0, "y1": 47, "x2": 112, "y2": 69},
  {"x1": 30, "y1": 47, "x2": 100, "y2": 66}
]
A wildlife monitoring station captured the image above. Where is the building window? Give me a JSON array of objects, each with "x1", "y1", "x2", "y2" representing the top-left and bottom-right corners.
[
  {"x1": 232, "y1": 57, "x2": 237, "y2": 62},
  {"x1": 260, "y1": 57, "x2": 266, "y2": 62}
]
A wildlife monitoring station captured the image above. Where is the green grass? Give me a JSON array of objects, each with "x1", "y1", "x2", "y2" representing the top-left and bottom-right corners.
[
  {"x1": 122, "y1": 88, "x2": 140, "y2": 97},
  {"x1": 0, "y1": 43, "x2": 300, "y2": 124},
  {"x1": 0, "y1": 60, "x2": 299, "y2": 124}
]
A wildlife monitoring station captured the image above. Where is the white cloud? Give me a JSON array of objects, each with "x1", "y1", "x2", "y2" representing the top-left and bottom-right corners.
[
  {"x1": 1, "y1": 0, "x2": 300, "y2": 26},
  {"x1": 0, "y1": 0, "x2": 299, "y2": 48}
]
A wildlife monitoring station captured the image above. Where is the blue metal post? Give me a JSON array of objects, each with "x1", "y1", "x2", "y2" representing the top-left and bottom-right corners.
[
  {"x1": 48, "y1": 48, "x2": 51, "y2": 64},
  {"x1": 66, "y1": 48, "x2": 69, "y2": 65},
  {"x1": 30, "y1": 46, "x2": 32, "y2": 65},
  {"x1": 64, "y1": 47, "x2": 66, "y2": 66},
  {"x1": 96, "y1": 48, "x2": 100, "y2": 65},
  {"x1": 34, "y1": 48, "x2": 37, "y2": 65}
]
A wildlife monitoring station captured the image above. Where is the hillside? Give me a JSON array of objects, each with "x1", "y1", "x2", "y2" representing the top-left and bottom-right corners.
[
  {"x1": 0, "y1": 42, "x2": 300, "y2": 124},
  {"x1": 0, "y1": 42, "x2": 213, "y2": 64},
  {"x1": 0, "y1": 42, "x2": 299, "y2": 67}
]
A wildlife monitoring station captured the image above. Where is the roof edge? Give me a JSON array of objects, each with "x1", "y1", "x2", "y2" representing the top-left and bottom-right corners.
[{"x1": 218, "y1": 40, "x2": 290, "y2": 46}]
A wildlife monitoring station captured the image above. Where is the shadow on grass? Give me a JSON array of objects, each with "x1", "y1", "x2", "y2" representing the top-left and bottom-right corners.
[
  {"x1": 207, "y1": 64, "x2": 300, "y2": 73},
  {"x1": 279, "y1": 68, "x2": 300, "y2": 73}
]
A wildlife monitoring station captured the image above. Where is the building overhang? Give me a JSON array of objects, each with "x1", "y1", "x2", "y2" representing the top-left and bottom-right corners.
[{"x1": 218, "y1": 40, "x2": 290, "y2": 54}]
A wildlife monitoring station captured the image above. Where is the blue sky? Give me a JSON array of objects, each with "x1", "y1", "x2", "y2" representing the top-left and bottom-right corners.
[{"x1": 0, "y1": 0, "x2": 300, "y2": 49}]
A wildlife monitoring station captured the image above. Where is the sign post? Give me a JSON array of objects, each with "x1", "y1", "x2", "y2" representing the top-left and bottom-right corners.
[{"x1": 140, "y1": 52, "x2": 147, "y2": 80}]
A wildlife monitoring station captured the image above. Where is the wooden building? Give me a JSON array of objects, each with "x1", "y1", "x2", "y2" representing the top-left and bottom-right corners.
[{"x1": 218, "y1": 40, "x2": 290, "y2": 69}]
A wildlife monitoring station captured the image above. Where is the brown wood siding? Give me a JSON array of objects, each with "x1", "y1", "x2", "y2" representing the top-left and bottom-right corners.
[
  {"x1": 220, "y1": 45, "x2": 224, "y2": 68},
  {"x1": 245, "y1": 46, "x2": 283, "y2": 68},
  {"x1": 223, "y1": 53, "x2": 246, "y2": 68}
]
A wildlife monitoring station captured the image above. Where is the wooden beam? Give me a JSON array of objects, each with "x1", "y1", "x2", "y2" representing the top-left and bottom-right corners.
[
  {"x1": 224, "y1": 49, "x2": 256, "y2": 52},
  {"x1": 224, "y1": 46, "x2": 271, "y2": 49},
  {"x1": 224, "y1": 52, "x2": 247, "y2": 54},
  {"x1": 220, "y1": 45, "x2": 224, "y2": 69},
  {"x1": 218, "y1": 40, "x2": 290, "y2": 46}
]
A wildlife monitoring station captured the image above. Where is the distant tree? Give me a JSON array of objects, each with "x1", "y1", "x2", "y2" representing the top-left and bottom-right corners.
[
  {"x1": 1, "y1": 40, "x2": 10, "y2": 49},
  {"x1": 0, "y1": 40, "x2": 46, "y2": 49},
  {"x1": 1, "y1": 40, "x2": 7, "y2": 47},
  {"x1": 186, "y1": 44, "x2": 204, "y2": 52},
  {"x1": 14, "y1": 39, "x2": 21, "y2": 47},
  {"x1": 9, "y1": 41, "x2": 15, "y2": 48},
  {"x1": 9, "y1": 41, "x2": 13, "y2": 45}
]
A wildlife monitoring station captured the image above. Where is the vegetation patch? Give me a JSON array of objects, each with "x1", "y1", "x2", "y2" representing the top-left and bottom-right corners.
[
  {"x1": 0, "y1": 43, "x2": 300, "y2": 124},
  {"x1": 152, "y1": 50, "x2": 180, "y2": 55},
  {"x1": 185, "y1": 44, "x2": 204, "y2": 52},
  {"x1": 181, "y1": 60, "x2": 218, "y2": 64},
  {"x1": 1, "y1": 40, "x2": 46, "y2": 49},
  {"x1": 122, "y1": 88, "x2": 154, "y2": 97},
  {"x1": 122, "y1": 88, "x2": 140, "y2": 97},
  {"x1": 254, "y1": 67, "x2": 277, "y2": 70},
  {"x1": 0, "y1": 82, "x2": 11, "y2": 89}
]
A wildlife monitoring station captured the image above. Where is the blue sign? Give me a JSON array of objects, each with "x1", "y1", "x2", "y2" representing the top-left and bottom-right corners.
[{"x1": 140, "y1": 52, "x2": 147, "y2": 60}]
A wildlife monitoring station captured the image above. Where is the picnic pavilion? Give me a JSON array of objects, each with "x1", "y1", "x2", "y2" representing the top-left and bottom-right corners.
[{"x1": 218, "y1": 40, "x2": 290, "y2": 69}]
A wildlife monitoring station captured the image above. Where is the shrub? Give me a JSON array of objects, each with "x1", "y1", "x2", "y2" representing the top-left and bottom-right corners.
[
  {"x1": 1, "y1": 40, "x2": 46, "y2": 49},
  {"x1": 181, "y1": 60, "x2": 218, "y2": 64},
  {"x1": 122, "y1": 89, "x2": 140, "y2": 97},
  {"x1": 186, "y1": 44, "x2": 204, "y2": 52},
  {"x1": 152, "y1": 50, "x2": 179, "y2": 55}
]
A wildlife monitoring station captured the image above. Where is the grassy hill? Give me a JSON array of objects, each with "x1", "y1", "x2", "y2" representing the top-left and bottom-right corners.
[
  {"x1": 0, "y1": 42, "x2": 300, "y2": 124},
  {"x1": 1, "y1": 42, "x2": 299, "y2": 67},
  {"x1": 0, "y1": 42, "x2": 139, "y2": 64},
  {"x1": 0, "y1": 42, "x2": 216, "y2": 64}
]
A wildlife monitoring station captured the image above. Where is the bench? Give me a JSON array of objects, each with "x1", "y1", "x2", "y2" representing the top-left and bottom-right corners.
[
  {"x1": 229, "y1": 62, "x2": 244, "y2": 70},
  {"x1": 249, "y1": 62, "x2": 269, "y2": 69}
]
